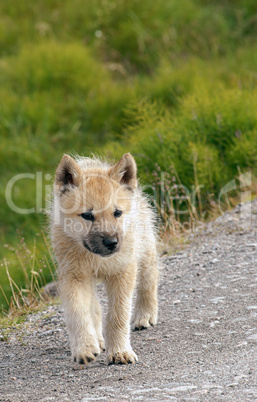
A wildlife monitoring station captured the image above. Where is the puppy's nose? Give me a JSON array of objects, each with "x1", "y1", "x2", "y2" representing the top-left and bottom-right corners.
[{"x1": 103, "y1": 236, "x2": 118, "y2": 251}]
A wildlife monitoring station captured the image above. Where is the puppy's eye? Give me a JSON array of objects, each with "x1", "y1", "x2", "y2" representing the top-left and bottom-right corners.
[
  {"x1": 114, "y1": 209, "x2": 122, "y2": 218},
  {"x1": 80, "y1": 212, "x2": 94, "y2": 221}
]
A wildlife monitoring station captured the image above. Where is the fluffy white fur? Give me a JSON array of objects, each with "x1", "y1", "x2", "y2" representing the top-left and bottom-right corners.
[{"x1": 50, "y1": 153, "x2": 159, "y2": 365}]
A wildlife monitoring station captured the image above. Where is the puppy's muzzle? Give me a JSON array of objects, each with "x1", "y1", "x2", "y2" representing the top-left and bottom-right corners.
[
  {"x1": 102, "y1": 236, "x2": 118, "y2": 252},
  {"x1": 83, "y1": 234, "x2": 120, "y2": 256}
]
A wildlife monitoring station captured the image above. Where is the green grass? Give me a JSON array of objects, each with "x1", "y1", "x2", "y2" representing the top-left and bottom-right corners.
[
  {"x1": 112, "y1": 85, "x2": 257, "y2": 188},
  {"x1": 1, "y1": 0, "x2": 257, "y2": 312}
]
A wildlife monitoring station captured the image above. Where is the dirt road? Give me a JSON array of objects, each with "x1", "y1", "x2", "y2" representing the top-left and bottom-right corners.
[{"x1": 1, "y1": 201, "x2": 257, "y2": 401}]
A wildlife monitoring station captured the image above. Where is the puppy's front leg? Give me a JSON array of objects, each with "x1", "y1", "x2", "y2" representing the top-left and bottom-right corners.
[
  {"x1": 59, "y1": 274, "x2": 101, "y2": 364},
  {"x1": 105, "y1": 265, "x2": 138, "y2": 364}
]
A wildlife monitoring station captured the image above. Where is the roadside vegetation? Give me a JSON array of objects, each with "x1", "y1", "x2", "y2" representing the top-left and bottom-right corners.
[{"x1": 1, "y1": 0, "x2": 257, "y2": 313}]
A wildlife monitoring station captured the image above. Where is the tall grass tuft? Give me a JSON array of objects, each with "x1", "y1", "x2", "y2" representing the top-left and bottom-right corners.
[{"x1": 1, "y1": 231, "x2": 56, "y2": 315}]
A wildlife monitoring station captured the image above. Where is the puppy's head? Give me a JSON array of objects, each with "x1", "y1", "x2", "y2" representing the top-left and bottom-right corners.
[{"x1": 53, "y1": 153, "x2": 137, "y2": 257}]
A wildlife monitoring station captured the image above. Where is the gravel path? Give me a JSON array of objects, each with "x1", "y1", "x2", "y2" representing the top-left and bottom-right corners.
[{"x1": 1, "y1": 200, "x2": 257, "y2": 401}]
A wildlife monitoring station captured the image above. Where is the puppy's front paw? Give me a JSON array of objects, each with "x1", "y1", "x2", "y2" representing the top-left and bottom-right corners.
[
  {"x1": 73, "y1": 343, "x2": 101, "y2": 365},
  {"x1": 107, "y1": 350, "x2": 138, "y2": 365},
  {"x1": 132, "y1": 312, "x2": 157, "y2": 331},
  {"x1": 98, "y1": 337, "x2": 105, "y2": 352}
]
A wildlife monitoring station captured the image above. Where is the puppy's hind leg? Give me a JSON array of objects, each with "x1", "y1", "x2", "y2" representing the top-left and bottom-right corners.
[{"x1": 132, "y1": 251, "x2": 159, "y2": 330}]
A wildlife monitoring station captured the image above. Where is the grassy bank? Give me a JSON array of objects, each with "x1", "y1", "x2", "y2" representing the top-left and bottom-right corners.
[{"x1": 1, "y1": 0, "x2": 257, "y2": 312}]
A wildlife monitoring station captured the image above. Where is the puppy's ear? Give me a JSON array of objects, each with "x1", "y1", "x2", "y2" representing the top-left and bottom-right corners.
[
  {"x1": 55, "y1": 155, "x2": 82, "y2": 193},
  {"x1": 108, "y1": 153, "x2": 137, "y2": 189}
]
